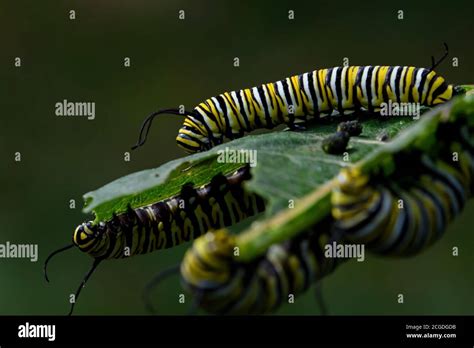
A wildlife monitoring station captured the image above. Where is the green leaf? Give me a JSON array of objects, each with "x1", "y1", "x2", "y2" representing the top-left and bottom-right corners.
[
  {"x1": 83, "y1": 154, "x2": 243, "y2": 223},
  {"x1": 236, "y1": 91, "x2": 474, "y2": 260},
  {"x1": 85, "y1": 115, "x2": 413, "y2": 223},
  {"x1": 83, "y1": 86, "x2": 474, "y2": 256}
]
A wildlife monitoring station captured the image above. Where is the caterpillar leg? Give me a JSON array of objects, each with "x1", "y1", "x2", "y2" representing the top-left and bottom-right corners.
[{"x1": 285, "y1": 120, "x2": 307, "y2": 132}]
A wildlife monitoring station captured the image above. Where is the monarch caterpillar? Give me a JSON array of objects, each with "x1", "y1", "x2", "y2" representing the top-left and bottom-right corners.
[
  {"x1": 44, "y1": 165, "x2": 265, "y2": 315},
  {"x1": 180, "y1": 224, "x2": 340, "y2": 315},
  {"x1": 132, "y1": 44, "x2": 460, "y2": 154},
  {"x1": 179, "y1": 123, "x2": 474, "y2": 315},
  {"x1": 331, "y1": 127, "x2": 474, "y2": 255}
]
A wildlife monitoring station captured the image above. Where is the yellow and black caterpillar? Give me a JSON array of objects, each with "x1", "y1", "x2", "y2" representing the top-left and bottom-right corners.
[
  {"x1": 180, "y1": 225, "x2": 339, "y2": 315},
  {"x1": 132, "y1": 45, "x2": 458, "y2": 153},
  {"x1": 45, "y1": 165, "x2": 265, "y2": 314},
  {"x1": 71, "y1": 166, "x2": 264, "y2": 259},
  {"x1": 180, "y1": 123, "x2": 474, "y2": 315},
  {"x1": 332, "y1": 128, "x2": 474, "y2": 255}
]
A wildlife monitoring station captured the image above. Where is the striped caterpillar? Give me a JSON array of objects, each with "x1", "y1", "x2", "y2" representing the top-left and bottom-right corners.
[
  {"x1": 332, "y1": 125, "x2": 474, "y2": 255},
  {"x1": 44, "y1": 166, "x2": 265, "y2": 314},
  {"x1": 132, "y1": 45, "x2": 461, "y2": 153},
  {"x1": 180, "y1": 225, "x2": 339, "y2": 315},
  {"x1": 179, "y1": 122, "x2": 474, "y2": 315}
]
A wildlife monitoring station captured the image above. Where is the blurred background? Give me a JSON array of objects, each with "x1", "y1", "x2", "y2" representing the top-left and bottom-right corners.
[{"x1": 1, "y1": 0, "x2": 474, "y2": 315}]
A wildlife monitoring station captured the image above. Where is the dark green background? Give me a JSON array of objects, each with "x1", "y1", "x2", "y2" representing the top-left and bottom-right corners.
[{"x1": 1, "y1": 0, "x2": 474, "y2": 315}]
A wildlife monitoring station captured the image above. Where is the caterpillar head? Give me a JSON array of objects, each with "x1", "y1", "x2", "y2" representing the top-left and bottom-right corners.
[
  {"x1": 426, "y1": 43, "x2": 454, "y2": 105},
  {"x1": 45, "y1": 221, "x2": 107, "y2": 315},
  {"x1": 180, "y1": 230, "x2": 244, "y2": 314},
  {"x1": 177, "y1": 121, "x2": 224, "y2": 153},
  {"x1": 176, "y1": 124, "x2": 210, "y2": 153},
  {"x1": 421, "y1": 69, "x2": 453, "y2": 106},
  {"x1": 73, "y1": 221, "x2": 105, "y2": 253},
  {"x1": 132, "y1": 108, "x2": 218, "y2": 154},
  {"x1": 430, "y1": 80, "x2": 454, "y2": 106},
  {"x1": 180, "y1": 230, "x2": 235, "y2": 295},
  {"x1": 335, "y1": 167, "x2": 369, "y2": 194}
]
